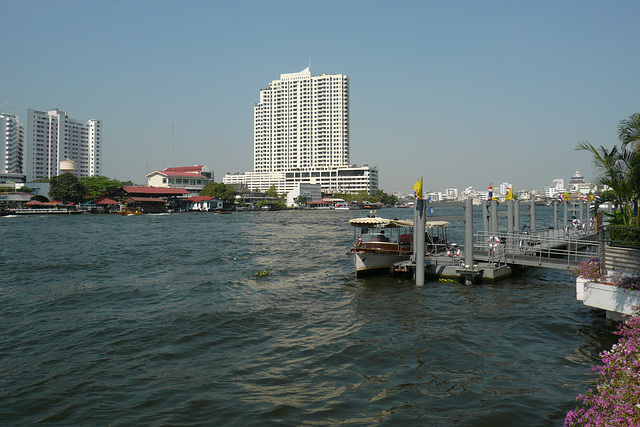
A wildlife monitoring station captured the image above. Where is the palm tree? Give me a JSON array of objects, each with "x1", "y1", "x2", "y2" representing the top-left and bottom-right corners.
[
  {"x1": 618, "y1": 113, "x2": 640, "y2": 223},
  {"x1": 576, "y1": 142, "x2": 637, "y2": 225},
  {"x1": 618, "y1": 113, "x2": 640, "y2": 151}
]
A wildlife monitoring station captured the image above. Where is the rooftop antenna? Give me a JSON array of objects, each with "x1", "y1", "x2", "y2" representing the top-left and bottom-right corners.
[{"x1": 0, "y1": 99, "x2": 14, "y2": 112}]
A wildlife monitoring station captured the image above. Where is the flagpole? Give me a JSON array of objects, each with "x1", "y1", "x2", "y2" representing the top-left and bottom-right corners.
[{"x1": 415, "y1": 177, "x2": 425, "y2": 287}]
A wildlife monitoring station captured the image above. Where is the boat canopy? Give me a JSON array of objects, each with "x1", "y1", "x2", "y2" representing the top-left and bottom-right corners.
[{"x1": 349, "y1": 217, "x2": 449, "y2": 229}]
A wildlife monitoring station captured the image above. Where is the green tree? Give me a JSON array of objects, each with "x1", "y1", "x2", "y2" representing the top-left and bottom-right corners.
[
  {"x1": 618, "y1": 113, "x2": 640, "y2": 223},
  {"x1": 49, "y1": 173, "x2": 86, "y2": 203},
  {"x1": 618, "y1": 113, "x2": 640, "y2": 151},
  {"x1": 200, "y1": 182, "x2": 236, "y2": 202},
  {"x1": 294, "y1": 195, "x2": 308, "y2": 207},
  {"x1": 81, "y1": 176, "x2": 123, "y2": 200},
  {"x1": 577, "y1": 114, "x2": 640, "y2": 226},
  {"x1": 265, "y1": 185, "x2": 279, "y2": 198}
]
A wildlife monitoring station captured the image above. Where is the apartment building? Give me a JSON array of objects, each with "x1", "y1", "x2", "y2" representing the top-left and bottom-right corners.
[{"x1": 25, "y1": 109, "x2": 101, "y2": 180}]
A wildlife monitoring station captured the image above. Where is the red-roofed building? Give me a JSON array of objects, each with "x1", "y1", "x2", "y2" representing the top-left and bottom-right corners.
[
  {"x1": 116, "y1": 186, "x2": 190, "y2": 212},
  {"x1": 121, "y1": 186, "x2": 190, "y2": 197},
  {"x1": 88, "y1": 196, "x2": 120, "y2": 213},
  {"x1": 123, "y1": 197, "x2": 167, "y2": 213},
  {"x1": 145, "y1": 165, "x2": 214, "y2": 194}
]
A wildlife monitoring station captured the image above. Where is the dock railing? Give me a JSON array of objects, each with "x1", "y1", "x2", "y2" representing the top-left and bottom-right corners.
[{"x1": 472, "y1": 229, "x2": 601, "y2": 270}]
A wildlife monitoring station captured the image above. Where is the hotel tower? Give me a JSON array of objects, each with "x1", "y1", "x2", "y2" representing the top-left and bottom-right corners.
[{"x1": 225, "y1": 68, "x2": 377, "y2": 194}]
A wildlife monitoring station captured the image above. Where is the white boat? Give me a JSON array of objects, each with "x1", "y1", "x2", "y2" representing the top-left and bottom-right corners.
[{"x1": 348, "y1": 217, "x2": 449, "y2": 277}]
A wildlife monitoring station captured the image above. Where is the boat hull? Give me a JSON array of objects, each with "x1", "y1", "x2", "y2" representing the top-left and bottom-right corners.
[{"x1": 353, "y1": 251, "x2": 411, "y2": 276}]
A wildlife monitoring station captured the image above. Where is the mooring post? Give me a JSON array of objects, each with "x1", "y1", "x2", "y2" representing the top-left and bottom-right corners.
[
  {"x1": 490, "y1": 199, "x2": 498, "y2": 256},
  {"x1": 490, "y1": 199, "x2": 498, "y2": 234},
  {"x1": 529, "y1": 200, "x2": 536, "y2": 232},
  {"x1": 412, "y1": 200, "x2": 418, "y2": 260},
  {"x1": 554, "y1": 200, "x2": 558, "y2": 229},
  {"x1": 415, "y1": 198, "x2": 426, "y2": 287},
  {"x1": 464, "y1": 198, "x2": 474, "y2": 267},
  {"x1": 482, "y1": 201, "x2": 489, "y2": 236},
  {"x1": 506, "y1": 200, "x2": 514, "y2": 252}
]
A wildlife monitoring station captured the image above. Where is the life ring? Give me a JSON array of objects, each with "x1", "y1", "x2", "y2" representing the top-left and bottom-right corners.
[
  {"x1": 487, "y1": 236, "x2": 500, "y2": 248},
  {"x1": 446, "y1": 243, "x2": 461, "y2": 257},
  {"x1": 572, "y1": 219, "x2": 581, "y2": 228}
]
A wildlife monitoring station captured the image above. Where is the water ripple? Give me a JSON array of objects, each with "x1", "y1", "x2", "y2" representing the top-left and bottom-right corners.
[{"x1": 0, "y1": 208, "x2": 616, "y2": 425}]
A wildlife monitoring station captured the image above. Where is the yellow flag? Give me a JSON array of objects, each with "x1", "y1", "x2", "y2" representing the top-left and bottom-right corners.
[
  {"x1": 412, "y1": 178, "x2": 423, "y2": 199},
  {"x1": 564, "y1": 192, "x2": 571, "y2": 202},
  {"x1": 505, "y1": 187, "x2": 513, "y2": 201},
  {"x1": 588, "y1": 194, "x2": 594, "y2": 202}
]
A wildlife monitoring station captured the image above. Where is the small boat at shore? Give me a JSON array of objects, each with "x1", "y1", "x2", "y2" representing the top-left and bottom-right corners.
[
  {"x1": 117, "y1": 208, "x2": 143, "y2": 216},
  {"x1": 348, "y1": 217, "x2": 449, "y2": 277}
]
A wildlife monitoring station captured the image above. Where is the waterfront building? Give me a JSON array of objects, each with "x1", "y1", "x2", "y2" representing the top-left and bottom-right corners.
[
  {"x1": 146, "y1": 165, "x2": 214, "y2": 194},
  {"x1": 444, "y1": 188, "x2": 458, "y2": 200},
  {"x1": 225, "y1": 165, "x2": 378, "y2": 194},
  {"x1": 0, "y1": 113, "x2": 24, "y2": 176},
  {"x1": 426, "y1": 191, "x2": 444, "y2": 202},
  {"x1": 25, "y1": 109, "x2": 101, "y2": 181},
  {"x1": 567, "y1": 170, "x2": 593, "y2": 194},
  {"x1": 286, "y1": 183, "x2": 322, "y2": 207},
  {"x1": 185, "y1": 196, "x2": 224, "y2": 212},
  {"x1": 545, "y1": 178, "x2": 566, "y2": 199},
  {"x1": 224, "y1": 68, "x2": 378, "y2": 194}
]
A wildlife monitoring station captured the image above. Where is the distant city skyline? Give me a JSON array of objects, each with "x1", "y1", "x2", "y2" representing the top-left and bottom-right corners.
[{"x1": 2, "y1": 1, "x2": 639, "y2": 192}]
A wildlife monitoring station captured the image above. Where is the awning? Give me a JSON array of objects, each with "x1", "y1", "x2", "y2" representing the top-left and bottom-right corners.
[{"x1": 349, "y1": 217, "x2": 449, "y2": 228}]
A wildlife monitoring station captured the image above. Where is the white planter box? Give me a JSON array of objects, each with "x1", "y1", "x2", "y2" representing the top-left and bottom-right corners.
[{"x1": 577, "y1": 278, "x2": 640, "y2": 315}]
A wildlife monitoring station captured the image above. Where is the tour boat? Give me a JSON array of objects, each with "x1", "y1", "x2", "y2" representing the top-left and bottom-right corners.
[{"x1": 348, "y1": 217, "x2": 450, "y2": 277}]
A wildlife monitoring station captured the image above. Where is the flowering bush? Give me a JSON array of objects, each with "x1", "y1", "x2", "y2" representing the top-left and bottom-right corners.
[
  {"x1": 573, "y1": 258, "x2": 640, "y2": 292},
  {"x1": 573, "y1": 258, "x2": 605, "y2": 282},
  {"x1": 565, "y1": 314, "x2": 640, "y2": 426},
  {"x1": 613, "y1": 274, "x2": 640, "y2": 292}
]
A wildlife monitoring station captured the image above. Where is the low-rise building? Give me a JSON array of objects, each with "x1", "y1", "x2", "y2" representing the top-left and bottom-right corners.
[
  {"x1": 146, "y1": 165, "x2": 214, "y2": 194},
  {"x1": 286, "y1": 183, "x2": 322, "y2": 207},
  {"x1": 185, "y1": 196, "x2": 225, "y2": 212},
  {"x1": 224, "y1": 165, "x2": 378, "y2": 194}
]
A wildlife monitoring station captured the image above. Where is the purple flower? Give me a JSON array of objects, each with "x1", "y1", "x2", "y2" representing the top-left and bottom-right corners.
[{"x1": 565, "y1": 313, "x2": 640, "y2": 426}]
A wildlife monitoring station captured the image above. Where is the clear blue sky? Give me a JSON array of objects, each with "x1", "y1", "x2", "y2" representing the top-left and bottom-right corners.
[{"x1": 2, "y1": 0, "x2": 638, "y2": 193}]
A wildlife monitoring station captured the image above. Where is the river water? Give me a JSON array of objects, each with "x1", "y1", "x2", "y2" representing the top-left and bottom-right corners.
[{"x1": 0, "y1": 207, "x2": 615, "y2": 425}]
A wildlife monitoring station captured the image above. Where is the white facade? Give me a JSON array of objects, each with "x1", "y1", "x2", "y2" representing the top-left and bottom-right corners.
[
  {"x1": 146, "y1": 165, "x2": 214, "y2": 194},
  {"x1": 0, "y1": 113, "x2": 24, "y2": 174},
  {"x1": 444, "y1": 187, "x2": 458, "y2": 199},
  {"x1": 225, "y1": 68, "x2": 377, "y2": 194},
  {"x1": 254, "y1": 67, "x2": 349, "y2": 172},
  {"x1": 224, "y1": 165, "x2": 378, "y2": 194},
  {"x1": 26, "y1": 109, "x2": 101, "y2": 180},
  {"x1": 545, "y1": 178, "x2": 566, "y2": 198},
  {"x1": 286, "y1": 183, "x2": 322, "y2": 207}
]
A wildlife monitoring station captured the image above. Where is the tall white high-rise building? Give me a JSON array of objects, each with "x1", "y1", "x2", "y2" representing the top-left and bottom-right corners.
[
  {"x1": 225, "y1": 68, "x2": 377, "y2": 194},
  {"x1": 26, "y1": 109, "x2": 101, "y2": 181},
  {"x1": 0, "y1": 113, "x2": 24, "y2": 175},
  {"x1": 254, "y1": 67, "x2": 349, "y2": 172}
]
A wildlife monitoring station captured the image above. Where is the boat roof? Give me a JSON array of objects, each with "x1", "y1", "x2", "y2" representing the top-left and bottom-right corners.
[{"x1": 349, "y1": 217, "x2": 449, "y2": 229}]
